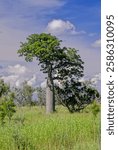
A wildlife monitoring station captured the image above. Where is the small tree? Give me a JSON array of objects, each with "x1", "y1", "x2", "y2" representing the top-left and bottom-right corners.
[
  {"x1": 91, "y1": 100, "x2": 100, "y2": 117},
  {"x1": 14, "y1": 81, "x2": 34, "y2": 106},
  {"x1": 0, "y1": 79, "x2": 10, "y2": 98},
  {"x1": 0, "y1": 80, "x2": 16, "y2": 124}
]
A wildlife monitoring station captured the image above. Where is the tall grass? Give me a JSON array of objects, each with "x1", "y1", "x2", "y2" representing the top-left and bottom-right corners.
[{"x1": 0, "y1": 106, "x2": 100, "y2": 150}]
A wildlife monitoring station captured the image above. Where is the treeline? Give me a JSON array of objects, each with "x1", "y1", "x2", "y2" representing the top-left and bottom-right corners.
[
  {"x1": 0, "y1": 77, "x2": 100, "y2": 124},
  {"x1": 0, "y1": 79, "x2": 45, "y2": 107},
  {"x1": 0, "y1": 78, "x2": 100, "y2": 108},
  {"x1": 0, "y1": 79, "x2": 46, "y2": 124}
]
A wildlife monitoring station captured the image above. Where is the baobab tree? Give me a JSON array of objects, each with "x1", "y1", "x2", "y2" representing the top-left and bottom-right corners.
[{"x1": 18, "y1": 33, "x2": 97, "y2": 113}]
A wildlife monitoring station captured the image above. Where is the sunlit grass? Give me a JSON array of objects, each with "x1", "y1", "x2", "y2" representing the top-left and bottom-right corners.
[{"x1": 0, "y1": 105, "x2": 100, "y2": 150}]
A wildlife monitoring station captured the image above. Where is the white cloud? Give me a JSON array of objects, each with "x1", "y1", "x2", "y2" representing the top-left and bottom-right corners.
[
  {"x1": 46, "y1": 19, "x2": 85, "y2": 35},
  {"x1": 78, "y1": 73, "x2": 101, "y2": 86},
  {"x1": 15, "y1": 80, "x2": 21, "y2": 87},
  {"x1": 27, "y1": 74, "x2": 37, "y2": 86},
  {"x1": 41, "y1": 80, "x2": 47, "y2": 88},
  {"x1": 91, "y1": 39, "x2": 101, "y2": 48},
  {"x1": 46, "y1": 19, "x2": 75, "y2": 35},
  {"x1": 90, "y1": 73, "x2": 101, "y2": 85},
  {"x1": 1, "y1": 64, "x2": 28, "y2": 87},
  {"x1": 8, "y1": 64, "x2": 28, "y2": 75},
  {"x1": 0, "y1": 64, "x2": 38, "y2": 87},
  {"x1": 1, "y1": 75, "x2": 19, "y2": 85},
  {"x1": 40, "y1": 79, "x2": 63, "y2": 89},
  {"x1": 79, "y1": 77, "x2": 85, "y2": 83}
]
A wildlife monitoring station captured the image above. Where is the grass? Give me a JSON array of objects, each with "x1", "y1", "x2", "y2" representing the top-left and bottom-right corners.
[{"x1": 0, "y1": 105, "x2": 100, "y2": 150}]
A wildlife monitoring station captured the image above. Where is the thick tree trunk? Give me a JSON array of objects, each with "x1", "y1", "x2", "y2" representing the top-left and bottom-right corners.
[{"x1": 46, "y1": 67, "x2": 55, "y2": 114}]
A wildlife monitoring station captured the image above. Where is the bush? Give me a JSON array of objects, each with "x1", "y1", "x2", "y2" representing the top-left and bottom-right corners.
[
  {"x1": 0, "y1": 93, "x2": 16, "y2": 124},
  {"x1": 91, "y1": 100, "x2": 100, "y2": 117}
]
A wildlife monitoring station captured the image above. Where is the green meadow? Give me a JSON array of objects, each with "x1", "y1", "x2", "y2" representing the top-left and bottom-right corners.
[{"x1": 0, "y1": 106, "x2": 100, "y2": 150}]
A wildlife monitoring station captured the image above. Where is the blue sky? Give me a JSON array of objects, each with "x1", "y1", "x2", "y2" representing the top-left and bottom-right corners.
[
  {"x1": 0, "y1": 0, "x2": 100, "y2": 32},
  {"x1": 0, "y1": 0, "x2": 101, "y2": 89}
]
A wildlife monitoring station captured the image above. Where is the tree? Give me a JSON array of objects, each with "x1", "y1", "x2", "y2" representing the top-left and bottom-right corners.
[
  {"x1": 14, "y1": 81, "x2": 34, "y2": 106},
  {"x1": 0, "y1": 79, "x2": 16, "y2": 124},
  {"x1": 0, "y1": 79, "x2": 10, "y2": 98},
  {"x1": 17, "y1": 33, "x2": 84, "y2": 113},
  {"x1": 0, "y1": 93, "x2": 16, "y2": 124}
]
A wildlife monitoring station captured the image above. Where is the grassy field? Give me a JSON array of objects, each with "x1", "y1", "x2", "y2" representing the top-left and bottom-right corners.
[{"x1": 0, "y1": 105, "x2": 100, "y2": 150}]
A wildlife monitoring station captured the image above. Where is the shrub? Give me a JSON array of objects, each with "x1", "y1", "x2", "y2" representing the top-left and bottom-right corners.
[{"x1": 0, "y1": 93, "x2": 16, "y2": 124}]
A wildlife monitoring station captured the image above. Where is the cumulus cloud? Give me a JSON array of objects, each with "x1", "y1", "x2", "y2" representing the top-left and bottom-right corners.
[
  {"x1": 27, "y1": 75, "x2": 37, "y2": 86},
  {"x1": 15, "y1": 80, "x2": 21, "y2": 87},
  {"x1": 8, "y1": 64, "x2": 28, "y2": 75},
  {"x1": 91, "y1": 39, "x2": 101, "y2": 48},
  {"x1": 1, "y1": 75, "x2": 19, "y2": 85},
  {"x1": 78, "y1": 73, "x2": 100, "y2": 85},
  {"x1": 46, "y1": 19, "x2": 86, "y2": 35},
  {"x1": 0, "y1": 64, "x2": 39, "y2": 87},
  {"x1": 41, "y1": 80, "x2": 47, "y2": 88},
  {"x1": 40, "y1": 79, "x2": 63, "y2": 89}
]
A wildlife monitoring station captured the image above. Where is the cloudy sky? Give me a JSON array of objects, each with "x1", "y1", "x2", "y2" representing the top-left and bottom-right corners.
[{"x1": 0, "y1": 0, "x2": 101, "y2": 89}]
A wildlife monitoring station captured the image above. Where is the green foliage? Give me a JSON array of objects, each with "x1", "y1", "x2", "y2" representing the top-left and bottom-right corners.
[
  {"x1": 91, "y1": 100, "x2": 100, "y2": 117},
  {"x1": 53, "y1": 47, "x2": 99, "y2": 113},
  {"x1": 18, "y1": 33, "x2": 62, "y2": 67},
  {"x1": 0, "y1": 79, "x2": 16, "y2": 124},
  {"x1": 22, "y1": 82, "x2": 34, "y2": 106},
  {"x1": 0, "y1": 79, "x2": 10, "y2": 98},
  {"x1": 17, "y1": 33, "x2": 84, "y2": 113},
  {"x1": 54, "y1": 47, "x2": 84, "y2": 80},
  {"x1": 56, "y1": 78, "x2": 100, "y2": 113},
  {"x1": 0, "y1": 93, "x2": 16, "y2": 124}
]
